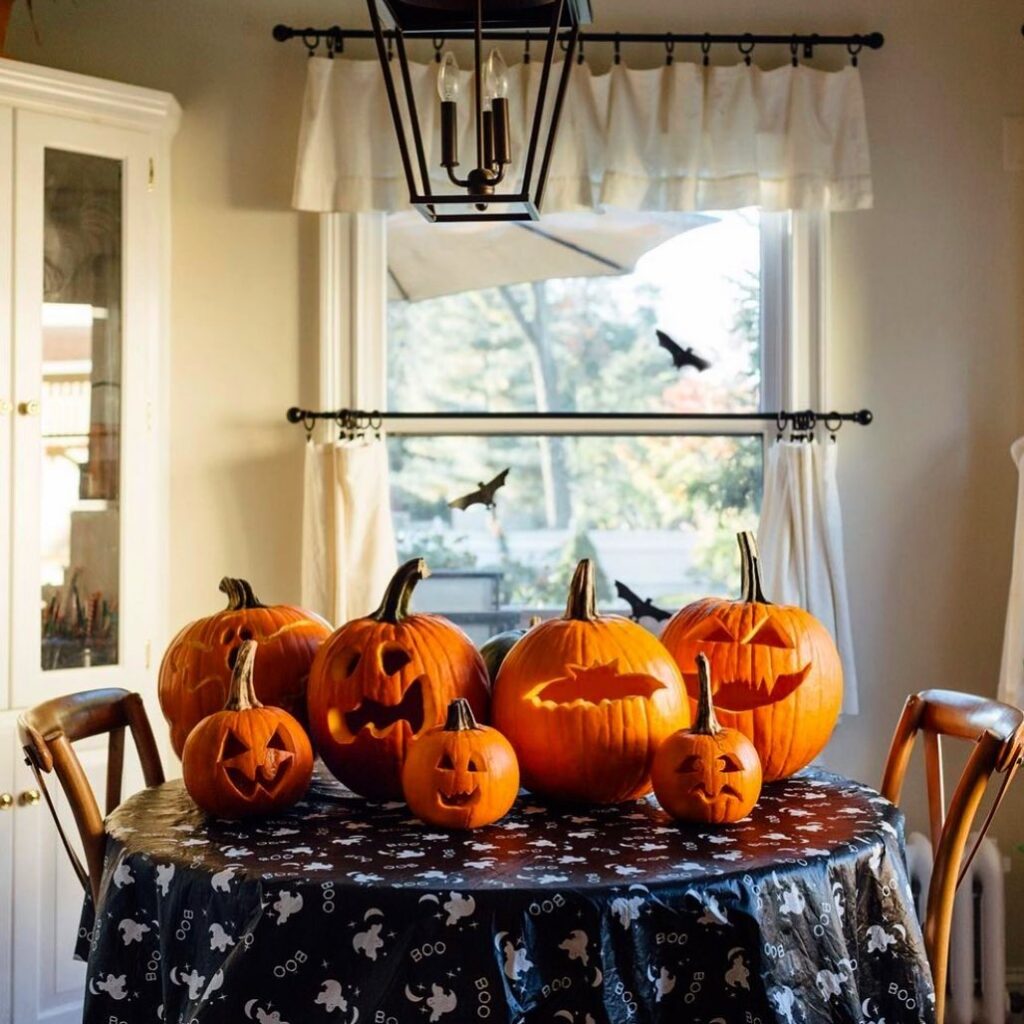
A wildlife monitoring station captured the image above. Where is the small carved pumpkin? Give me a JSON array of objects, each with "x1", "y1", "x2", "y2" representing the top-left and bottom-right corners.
[
  {"x1": 493, "y1": 559, "x2": 690, "y2": 804},
  {"x1": 660, "y1": 532, "x2": 843, "y2": 781},
  {"x1": 402, "y1": 699, "x2": 519, "y2": 829},
  {"x1": 307, "y1": 559, "x2": 490, "y2": 800},
  {"x1": 182, "y1": 640, "x2": 314, "y2": 818},
  {"x1": 652, "y1": 653, "x2": 762, "y2": 824},
  {"x1": 159, "y1": 577, "x2": 331, "y2": 756}
]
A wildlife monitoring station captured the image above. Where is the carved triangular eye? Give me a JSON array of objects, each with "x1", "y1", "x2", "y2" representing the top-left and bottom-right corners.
[
  {"x1": 467, "y1": 758, "x2": 480, "y2": 773},
  {"x1": 266, "y1": 727, "x2": 290, "y2": 752},
  {"x1": 381, "y1": 644, "x2": 413, "y2": 675},
  {"x1": 220, "y1": 728, "x2": 249, "y2": 761},
  {"x1": 748, "y1": 618, "x2": 791, "y2": 649},
  {"x1": 438, "y1": 751, "x2": 455, "y2": 770},
  {"x1": 342, "y1": 648, "x2": 362, "y2": 676},
  {"x1": 689, "y1": 618, "x2": 735, "y2": 644},
  {"x1": 676, "y1": 754, "x2": 703, "y2": 773},
  {"x1": 718, "y1": 754, "x2": 742, "y2": 773}
]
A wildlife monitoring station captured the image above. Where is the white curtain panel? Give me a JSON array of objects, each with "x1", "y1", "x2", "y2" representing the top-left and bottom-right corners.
[
  {"x1": 998, "y1": 437, "x2": 1024, "y2": 707},
  {"x1": 757, "y1": 439, "x2": 860, "y2": 714},
  {"x1": 301, "y1": 437, "x2": 398, "y2": 627},
  {"x1": 293, "y1": 56, "x2": 872, "y2": 214}
]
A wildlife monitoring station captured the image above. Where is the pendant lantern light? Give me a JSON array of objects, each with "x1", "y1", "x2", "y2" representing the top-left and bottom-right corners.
[{"x1": 366, "y1": 0, "x2": 593, "y2": 222}]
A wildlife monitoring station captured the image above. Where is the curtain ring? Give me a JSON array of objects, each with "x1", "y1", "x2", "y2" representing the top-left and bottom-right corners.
[
  {"x1": 738, "y1": 35, "x2": 755, "y2": 66},
  {"x1": 302, "y1": 31, "x2": 319, "y2": 57},
  {"x1": 387, "y1": 33, "x2": 395, "y2": 62},
  {"x1": 664, "y1": 34, "x2": 675, "y2": 66},
  {"x1": 847, "y1": 40, "x2": 863, "y2": 67},
  {"x1": 824, "y1": 412, "x2": 843, "y2": 434},
  {"x1": 790, "y1": 36, "x2": 799, "y2": 67},
  {"x1": 302, "y1": 414, "x2": 315, "y2": 440},
  {"x1": 369, "y1": 411, "x2": 383, "y2": 440},
  {"x1": 701, "y1": 35, "x2": 712, "y2": 67},
  {"x1": 523, "y1": 31, "x2": 531, "y2": 64},
  {"x1": 613, "y1": 33, "x2": 621, "y2": 66},
  {"x1": 433, "y1": 36, "x2": 444, "y2": 62},
  {"x1": 776, "y1": 411, "x2": 789, "y2": 436},
  {"x1": 576, "y1": 34, "x2": 585, "y2": 65}
]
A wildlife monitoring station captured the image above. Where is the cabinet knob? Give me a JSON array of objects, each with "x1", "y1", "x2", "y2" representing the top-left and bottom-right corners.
[
  {"x1": 17, "y1": 400, "x2": 40, "y2": 416},
  {"x1": 0, "y1": 793, "x2": 13, "y2": 810},
  {"x1": 18, "y1": 789, "x2": 41, "y2": 807}
]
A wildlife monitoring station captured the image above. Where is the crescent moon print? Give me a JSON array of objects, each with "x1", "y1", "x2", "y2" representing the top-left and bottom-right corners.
[{"x1": 82, "y1": 767, "x2": 933, "y2": 1024}]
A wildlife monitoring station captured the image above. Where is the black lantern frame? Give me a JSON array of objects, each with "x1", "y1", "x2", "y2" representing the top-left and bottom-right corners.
[{"x1": 366, "y1": 0, "x2": 593, "y2": 222}]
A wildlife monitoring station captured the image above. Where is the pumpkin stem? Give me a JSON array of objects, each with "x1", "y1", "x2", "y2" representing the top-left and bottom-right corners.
[
  {"x1": 738, "y1": 531, "x2": 770, "y2": 604},
  {"x1": 372, "y1": 558, "x2": 430, "y2": 624},
  {"x1": 444, "y1": 698, "x2": 480, "y2": 731},
  {"x1": 219, "y1": 577, "x2": 266, "y2": 611},
  {"x1": 564, "y1": 559, "x2": 599, "y2": 621},
  {"x1": 692, "y1": 653, "x2": 723, "y2": 736},
  {"x1": 528, "y1": 615, "x2": 542, "y2": 628},
  {"x1": 224, "y1": 640, "x2": 263, "y2": 711}
]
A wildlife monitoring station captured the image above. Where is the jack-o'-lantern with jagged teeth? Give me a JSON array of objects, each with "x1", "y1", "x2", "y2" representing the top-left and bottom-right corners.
[
  {"x1": 307, "y1": 559, "x2": 490, "y2": 800},
  {"x1": 660, "y1": 532, "x2": 843, "y2": 781}
]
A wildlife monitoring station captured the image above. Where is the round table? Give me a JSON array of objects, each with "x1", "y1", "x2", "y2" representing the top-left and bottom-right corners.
[{"x1": 78, "y1": 768, "x2": 934, "y2": 1024}]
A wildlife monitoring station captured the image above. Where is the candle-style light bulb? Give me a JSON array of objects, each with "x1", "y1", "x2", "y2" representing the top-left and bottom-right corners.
[
  {"x1": 437, "y1": 51, "x2": 460, "y2": 102},
  {"x1": 486, "y1": 48, "x2": 509, "y2": 100}
]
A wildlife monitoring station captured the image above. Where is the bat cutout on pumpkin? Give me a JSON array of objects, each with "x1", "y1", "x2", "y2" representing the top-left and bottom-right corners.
[
  {"x1": 680, "y1": 614, "x2": 812, "y2": 711},
  {"x1": 527, "y1": 661, "x2": 666, "y2": 707},
  {"x1": 448, "y1": 469, "x2": 510, "y2": 511},
  {"x1": 219, "y1": 726, "x2": 295, "y2": 799},
  {"x1": 655, "y1": 330, "x2": 712, "y2": 372}
]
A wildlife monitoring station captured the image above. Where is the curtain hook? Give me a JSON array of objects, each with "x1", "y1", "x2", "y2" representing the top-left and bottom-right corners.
[
  {"x1": 790, "y1": 36, "x2": 799, "y2": 68},
  {"x1": 576, "y1": 34, "x2": 585, "y2": 65},
  {"x1": 803, "y1": 34, "x2": 818, "y2": 61},
  {"x1": 523, "y1": 31, "x2": 531, "y2": 64},
  {"x1": 738, "y1": 34, "x2": 755, "y2": 66},
  {"x1": 701, "y1": 34, "x2": 712, "y2": 67},
  {"x1": 387, "y1": 33, "x2": 395, "y2": 62},
  {"x1": 847, "y1": 40, "x2": 863, "y2": 67},
  {"x1": 664, "y1": 34, "x2": 675, "y2": 66},
  {"x1": 370, "y1": 411, "x2": 383, "y2": 441},
  {"x1": 824, "y1": 412, "x2": 843, "y2": 440},
  {"x1": 302, "y1": 413, "x2": 315, "y2": 441},
  {"x1": 776, "y1": 410, "x2": 789, "y2": 438},
  {"x1": 613, "y1": 33, "x2": 621, "y2": 66},
  {"x1": 433, "y1": 36, "x2": 444, "y2": 63},
  {"x1": 302, "y1": 31, "x2": 319, "y2": 57}
]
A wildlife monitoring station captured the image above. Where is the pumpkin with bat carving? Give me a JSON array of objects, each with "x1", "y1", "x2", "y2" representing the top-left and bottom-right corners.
[
  {"x1": 660, "y1": 532, "x2": 843, "y2": 781},
  {"x1": 182, "y1": 640, "x2": 314, "y2": 818},
  {"x1": 402, "y1": 699, "x2": 519, "y2": 829},
  {"x1": 307, "y1": 558, "x2": 490, "y2": 800},
  {"x1": 652, "y1": 653, "x2": 762, "y2": 823},
  {"x1": 159, "y1": 577, "x2": 331, "y2": 757},
  {"x1": 493, "y1": 559, "x2": 690, "y2": 804}
]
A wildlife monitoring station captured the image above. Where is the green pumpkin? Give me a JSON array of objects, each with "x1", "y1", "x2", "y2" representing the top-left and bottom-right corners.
[{"x1": 479, "y1": 618, "x2": 540, "y2": 685}]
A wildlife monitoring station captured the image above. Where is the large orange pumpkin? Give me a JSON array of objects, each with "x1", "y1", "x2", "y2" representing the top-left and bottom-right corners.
[
  {"x1": 493, "y1": 559, "x2": 690, "y2": 804},
  {"x1": 660, "y1": 532, "x2": 843, "y2": 781},
  {"x1": 307, "y1": 558, "x2": 490, "y2": 800},
  {"x1": 651, "y1": 653, "x2": 762, "y2": 824},
  {"x1": 402, "y1": 698, "x2": 519, "y2": 830},
  {"x1": 159, "y1": 578, "x2": 331, "y2": 756},
  {"x1": 182, "y1": 640, "x2": 314, "y2": 819}
]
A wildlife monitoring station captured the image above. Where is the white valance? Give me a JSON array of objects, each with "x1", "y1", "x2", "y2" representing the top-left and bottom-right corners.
[{"x1": 293, "y1": 55, "x2": 873, "y2": 214}]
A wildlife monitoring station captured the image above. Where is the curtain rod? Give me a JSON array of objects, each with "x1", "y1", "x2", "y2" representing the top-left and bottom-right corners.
[
  {"x1": 286, "y1": 407, "x2": 874, "y2": 429},
  {"x1": 272, "y1": 24, "x2": 884, "y2": 56}
]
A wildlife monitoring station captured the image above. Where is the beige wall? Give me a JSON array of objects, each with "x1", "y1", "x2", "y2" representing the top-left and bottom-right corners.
[{"x1": 8, "y1": 0, "x2": 1024, "y2": 967}]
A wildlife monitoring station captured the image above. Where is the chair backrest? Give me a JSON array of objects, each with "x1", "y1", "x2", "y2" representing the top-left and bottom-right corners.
[
  {"x1": 880, "y1": 688, "x2": 1024, "y2": 1024},
  {"x1": 17, "y1": 689, "x2": 165, "y2": 903}
]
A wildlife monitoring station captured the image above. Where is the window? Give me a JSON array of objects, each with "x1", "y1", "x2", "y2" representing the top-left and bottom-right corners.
[{"x1": 328, "y1": 209, "x2": 823, "y2": 643}]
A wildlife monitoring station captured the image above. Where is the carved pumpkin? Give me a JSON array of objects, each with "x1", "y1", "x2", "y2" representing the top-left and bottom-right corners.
[
  {"x1": 182, "y1": 640, "x2": 314, "y2": 818},
  {"x1": 493, "y1": 559, "x2": 690, "y2": 804},
  {"x1": 159, "y1": 577, "x2": 331, "y2": 757},
  {"x1": 479, "y1": 616, "x2": 541, "y2": 685},
  {"x1": 307, "y1": 558, "x2": 490, "y2": 800},
  {"x1": 402, "y1": 699, "x2": 519, "y2": 829},
  {"x1": 660, "y1": 532, "x2": 843, "y2": 781},
  {"x1": 652, "y1": 653, "x2": 762, "y2": 824}
]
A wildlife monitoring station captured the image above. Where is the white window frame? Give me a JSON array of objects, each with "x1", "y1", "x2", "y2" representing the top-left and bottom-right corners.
[{"x1": 317, "y1": 210, "x2": 829, "y2": 443}]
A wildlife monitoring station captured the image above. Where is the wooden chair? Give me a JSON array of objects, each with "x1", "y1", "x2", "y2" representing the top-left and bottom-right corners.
[
  {"x1": 880, "y1": 688, "x2": 1024, "y2": 1024},
  {"x1": 17, "y1": 689, "x2": 165, "y2": 903}
]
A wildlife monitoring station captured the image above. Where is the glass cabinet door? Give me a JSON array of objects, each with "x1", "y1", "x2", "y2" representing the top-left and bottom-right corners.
[{"x1": 11, "y1": 112, "x2": 152, "y2": 705}]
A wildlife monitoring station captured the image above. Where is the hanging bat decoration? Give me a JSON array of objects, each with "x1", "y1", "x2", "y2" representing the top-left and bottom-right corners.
[
  {"x1": 448, "y1": 469, "x2": 510, "y2": 512},
  {"x1": 614, "y1": 581, "x2": 671, "y2": 623},
  {"x1": 656, "y1": 330, "x2": 712, "y2": 373}
]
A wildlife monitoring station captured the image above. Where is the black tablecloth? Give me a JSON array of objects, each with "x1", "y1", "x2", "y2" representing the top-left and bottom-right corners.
[{"x1": 78, "y1": 768, "x2": 934, "y2": 1024}]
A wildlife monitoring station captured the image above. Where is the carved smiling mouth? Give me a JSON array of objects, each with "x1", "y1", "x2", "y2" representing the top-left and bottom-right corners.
[
  {"x1": 438, "y1": 788, "x2": 480, "y2": 808},
  {"x1": 225, "y1": 755, "x2": 293, "y2": 798},
  {"x1": 334, "y1": 678, "x2": 426, "y2": 739},
  {"x1": 689, "y1": 783, "x2": 741, "y2": 802},
  {"x1": 683, "y1": 665, "x2": 811, "y2": 712}
]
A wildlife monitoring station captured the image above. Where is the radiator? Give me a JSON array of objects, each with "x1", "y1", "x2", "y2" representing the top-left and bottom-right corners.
[{"x1": 905, "y1": 832, "x2": 1006, "y2": 1024}]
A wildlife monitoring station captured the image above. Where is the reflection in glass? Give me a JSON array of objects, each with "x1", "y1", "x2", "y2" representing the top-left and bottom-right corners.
[
  {"x1": 40, "y1": 150, "x2": 122, "y2": 670},
  {"x1": 389, "y1": 434, "x2": 762, "y2": 644}
]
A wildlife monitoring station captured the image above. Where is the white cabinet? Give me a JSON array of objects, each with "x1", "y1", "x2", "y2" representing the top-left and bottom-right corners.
[{"x1": 0, "y1": 59, "x2": 178, "y2": 1024}]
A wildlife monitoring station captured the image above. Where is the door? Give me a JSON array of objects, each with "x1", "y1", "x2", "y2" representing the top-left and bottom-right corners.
[
  {"x1": 9, "y1": 111, "x2": 154, "y2": 708},
  {"x1": 0, "y1": 103, "x2": 12, "y2": 712},
  {"x1": 0, "y1": 718, "x2": 15, "y2": 1024}
]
